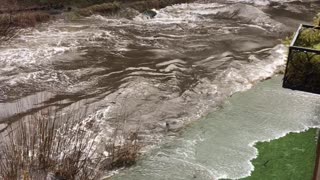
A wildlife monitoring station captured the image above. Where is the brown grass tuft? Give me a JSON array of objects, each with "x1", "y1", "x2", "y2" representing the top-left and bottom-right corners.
[
  {"x1": 0, "y1": 11, "x2": 50, "y2": 42},
  {"x1": 0, "y1": 105, "x2": 100, "y2": 179},
  {"x1": 0, "y1": 14, "x2": 17, "y2": 41},
  {"x1": 0, "y1": 101, "x2": 142, "y2": 179},
  {"x1": 12, "y1": 11, "x2": 50, "y2": 27},
  {"x1": 76, "y1": 2, "x2": 121, "y2": 16}
]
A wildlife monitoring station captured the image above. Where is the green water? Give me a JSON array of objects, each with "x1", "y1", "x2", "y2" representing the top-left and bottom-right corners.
[{"x1": 110, "y1": 76, "x2": 320, "y2": 179}]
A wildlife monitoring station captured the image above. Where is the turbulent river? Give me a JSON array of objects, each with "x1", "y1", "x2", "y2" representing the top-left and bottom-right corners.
[{"x1": 1, "y1": 0, "x2": 320, "y2": 179}]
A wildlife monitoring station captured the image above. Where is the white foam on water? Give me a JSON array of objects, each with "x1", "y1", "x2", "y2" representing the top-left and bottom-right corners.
[
  {"x1": 0, "y1": 19, "x2": 121, "y2": 99},
  {"x1": 0, "y1": 21, "x2": 113, "y2": 68},
  {"x1": 184, "y1": 69, "x2": 320, "y2": 179},
  {"x1": 109, "y1": 44, "x2": 294, "y2": 180},
  {"x1": 183, "y1": 46, "x2": 288, "y2": 179},
  {"x1": 226, "y1": 0, "x2": 318, "y2": 6},
  {"x1": 131, "y1": 2, "x2": 284, "y2": 32},
  {"x1": 0, "y1": 70, "x2": 77, "y2": 93},
  {"x1": 217, "y1": 44, "x2": 287, "y2": 96},
  {"x1": 111, "y1": 76, "x2": 320, "y2": 180},
  {"x1": 64, "y1": 106, "x2": 116, "y2": 157},
  {"x1": 225, "y1": 0, "x2": 271, "y2": 6},
  {"x1": 133, "y1": 3, "x2": 225, "y2": 24},
  {"x1": 128, "y1": 71, "x2": 174, "y2": 77},
  {"x1": 125, "y1": 67, "x2": 156, "y2": 71},
  {"x1": 156, "y1": 59, "x2": 187, "y2": 67}
]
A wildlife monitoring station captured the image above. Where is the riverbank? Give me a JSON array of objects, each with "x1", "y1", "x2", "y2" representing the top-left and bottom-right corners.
[
  {"x1": 243, "y1": 129, "x2": 318, "y2": 180},
  {"x1": 0, "y1": 0, "x2": 192, "y2": 37},
  {"x1": 0, "y1": 0, "x2": 192, "y2": 41}
]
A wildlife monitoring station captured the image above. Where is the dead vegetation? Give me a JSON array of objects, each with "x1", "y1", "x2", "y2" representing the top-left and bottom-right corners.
[
  {"x1": 129, "y1": 0, "x2": 191, "y2": 12},
  {"x1": 103, "y1": 107, "x2": 142, "y2": 171},
  {"x1": 0, "y1": 102, "x2": 142, "y2": 180},
  {"x1": 0, "y1": 12, "x2": 50, "y2": 42},
  {"x1": 0, "y1": 14, "x2": 17, "y2": 41},
  {"x1": 0, "y1": 0, "x2": 50, "y2": 43},
  {"x1": 0, "y1": 0, "x2": 193, "y2": 41},
  {"x1": 76, "y1": 2, "x2": 121, "y2": 16},
  {"x1": 72, "y1": 0, "x2": 192, "y2": 17},
  {"x1": 0, "y1": 105, "x2": 101, "y2": 179}
]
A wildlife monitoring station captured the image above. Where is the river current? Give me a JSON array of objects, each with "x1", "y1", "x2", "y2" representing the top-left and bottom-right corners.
[{"x1": 0, "y1": 0, "x2": 320, "y2": 179}]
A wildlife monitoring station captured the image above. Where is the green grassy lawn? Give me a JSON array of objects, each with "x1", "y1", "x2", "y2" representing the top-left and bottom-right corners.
[{"x1": 243, "y1": 129, "x2": 318, "y2": 180}]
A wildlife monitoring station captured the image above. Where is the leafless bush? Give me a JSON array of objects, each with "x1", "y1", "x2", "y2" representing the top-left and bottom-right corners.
[
  {"x1": 0, "y1": 11, "x2": 50, "y2": 43},
  {"x1": 0, "y1": 14, "x2": 17, "y2": 42},
  {"x1": 0, "y1": 104, "x2": 100, "y2": 179},
  {"x1": 103, "y1": 109, "x2": 142, "y2": 171},
  {"x1": 76, "y1": 2, "x2": 121, "y2": 16},
  {"x1": 0, "y1": 101, "x2": 142, "y2": 180},
  {"x1": 0, "y1": 0, "x2": 51, "y2": 43},
  {"x1": 13, "y1": 11, "x2": 50, "y2": 27},
  {"x1": 0, "y1": 0, "x2": 18, "y2": 41}
]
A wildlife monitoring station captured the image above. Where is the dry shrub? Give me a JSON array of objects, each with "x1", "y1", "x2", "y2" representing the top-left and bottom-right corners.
[
  {"x1": 12, "y1": 11, "x2": 50, "y2": 27},
  {"x1": 0, "y1": 14, "x2": 17, "y2": 41},
  {"x1": 77, "y1": 2, "x2": 121, "y2": 16},
  {"x1": 101, "y1": 103, "x2": 142, "y2": 171},
  {"x1": 0, "y1": 0, "x2": 19, "y2": 11},
  {"x1": 129, "y1": 0, "x2": 164, "y2": 12},
  {"x1": 128, "y1": 0, "x2": 191, "y2": 12},
  {"x1": 0, "y1": 104, "x2": 102, "y2": 180},
  {"x1": 0, "y1": 101, "x2": 142, "y2": 180},
  {"x1": 0, "y1": 11, "x2": 50, "y2": 42},
  {"x1": 0, "y1": 0, "x2": 18, "y2": 41},
  {"x1": 104, "y1": 131, "x2": 141, "y2": 171},
  {"x1": 0, "y1": 0, "x2": 50, "y2": 42}
]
